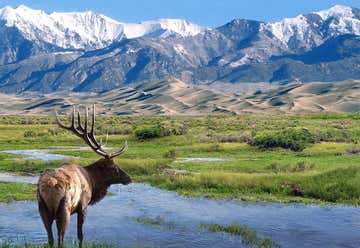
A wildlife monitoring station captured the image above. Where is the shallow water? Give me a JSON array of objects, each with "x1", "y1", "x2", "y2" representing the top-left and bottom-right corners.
[
  {"x1": 0, "y1": 172, "x2": 38, "y2": 184},
  {"x1": 0, "y1": 177, "x2": 359, "y2": 248},
  {"x1": 177, "y1": 157, "x2": 231, "y2": 162},
  {"x1": 1, "y1": 150, "x2": 73, "y2": 161}
]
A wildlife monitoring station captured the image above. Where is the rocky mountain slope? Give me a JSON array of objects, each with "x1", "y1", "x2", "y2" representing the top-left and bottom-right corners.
[{"x1": 0, "y1": 5, "x2": 359, "y2": 94}]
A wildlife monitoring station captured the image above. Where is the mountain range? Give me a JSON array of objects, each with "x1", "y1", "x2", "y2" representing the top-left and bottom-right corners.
[{"x1": 0, "y1": 5, "x2": 359, "y2": 100}]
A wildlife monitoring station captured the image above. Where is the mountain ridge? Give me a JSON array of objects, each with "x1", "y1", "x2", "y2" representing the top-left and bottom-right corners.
[
  {"x1": 0, "y1": 5, "x2": 359, "y2": 94},
  {"x1": 0, "y1": 5, "x2": 207, "y2": 51}
]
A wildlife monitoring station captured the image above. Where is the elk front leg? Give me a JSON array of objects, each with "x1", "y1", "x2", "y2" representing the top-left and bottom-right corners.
[
  {"x1": 56, "y1": 197, "x2": 70, "y2": 247},
  {"x1": 38, "y1": 197, "x2": 54, "y2": 247},
  {"x1": 77, "y1": 208, "x2": 87, "y2": 248}
]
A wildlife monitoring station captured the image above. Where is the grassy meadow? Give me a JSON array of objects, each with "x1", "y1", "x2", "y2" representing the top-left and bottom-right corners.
[{"x1": 1, "y1": 114, "x2": 360, "y2": 205}]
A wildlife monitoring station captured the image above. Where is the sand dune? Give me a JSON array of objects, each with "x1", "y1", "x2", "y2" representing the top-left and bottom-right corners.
[{"x1": 1, "y1": 79, "x2": 360, "y2": 115}]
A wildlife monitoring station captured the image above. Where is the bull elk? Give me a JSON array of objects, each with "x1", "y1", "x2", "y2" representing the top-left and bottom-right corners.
[{"x1": 37, "y1": 105, "x2": 131, "y2": 247}]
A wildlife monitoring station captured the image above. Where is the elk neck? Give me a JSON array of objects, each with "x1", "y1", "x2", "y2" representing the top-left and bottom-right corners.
[{"x1": 84, "y1": 158, "x2": 111, "y2": 205}]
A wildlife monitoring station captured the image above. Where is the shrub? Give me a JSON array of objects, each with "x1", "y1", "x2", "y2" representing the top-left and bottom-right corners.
[
  {"x1": 134, "y1": 121, "x2": 188, "y2": 140},
  {"x1": 251, "y1": 128, "x2": 315, "y2": 151},
  {"x1": 135, "y1": 125, "x2": 162, "y2": 140},
  {"x1": 159, "y1": 121, "x2": 188, "y2": 136}
]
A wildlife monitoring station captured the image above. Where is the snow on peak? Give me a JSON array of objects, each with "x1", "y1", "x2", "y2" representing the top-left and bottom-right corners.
[
  {"x1": 265, "y1": 5, "x2": 359, "y2": 47},
  {"x1": 315, "y1": 5, "x2": 360, "y2": 38},
  {"x1": 316, "y1": 5, "x2": 354, "y2": 20},
  {"x1": 266, "y1": 14, "x2": 309, "y2": 45},
  {"x1": 155, "y1": 18, "x2": 207, "y2": 36},
  {"x1": 122, "y1": 18, "x2": 207, "y2": 39},
  {"x1": 0, "y1": 5, "x2": 206, "y2": 50}
]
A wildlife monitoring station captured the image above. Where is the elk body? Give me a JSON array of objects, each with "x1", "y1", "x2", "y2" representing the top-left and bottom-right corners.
[{"x1": 37, "y1": 105, "x2": 131, "y2": 247}]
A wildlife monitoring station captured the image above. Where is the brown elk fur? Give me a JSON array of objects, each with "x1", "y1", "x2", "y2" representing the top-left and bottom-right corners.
[{"x1": 38, "y1": 158, "x2": 131, "y2": 247}]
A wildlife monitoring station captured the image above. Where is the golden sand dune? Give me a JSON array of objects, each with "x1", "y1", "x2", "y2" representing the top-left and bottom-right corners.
[{"x1": 1, "y1": 79, "x2": 360, "y2": 115}]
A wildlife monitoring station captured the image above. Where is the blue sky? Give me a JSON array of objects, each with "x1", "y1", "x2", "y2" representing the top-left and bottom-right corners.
[{"x1": 0, "y1": 0, "x2": 359, "y2": 27}]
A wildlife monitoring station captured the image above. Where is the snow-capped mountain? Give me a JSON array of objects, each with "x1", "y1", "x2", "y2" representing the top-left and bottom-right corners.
[
  {"x1": 0, "y1": 5, "x2": 359, "y2": 94},
  {"x1": 265, "y1": 5, "x2": 360, "y2": 50},
  {"x1": 216, "y1": 5, "x2": 360, "y2": 68},
  {"x1": 121, "y1": 19, "x2": 207, "y2": 39},
  {"x1": 0, "y1": 5, "x2": 206, "y2": 50}
]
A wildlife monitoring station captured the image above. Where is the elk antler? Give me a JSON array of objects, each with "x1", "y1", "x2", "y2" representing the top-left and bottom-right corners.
[{"x1": 55, "y1": 104, "x2": 127, "y2": 159}]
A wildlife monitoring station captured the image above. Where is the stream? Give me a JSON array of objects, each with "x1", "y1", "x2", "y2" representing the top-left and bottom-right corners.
[{"x1": 0, "y1": 150, "x2": 359, "y2": 248}]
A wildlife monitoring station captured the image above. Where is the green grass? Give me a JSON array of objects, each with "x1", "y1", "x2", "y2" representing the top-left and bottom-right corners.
[
  {"x1": 1, "y1": 114, "x2": 360, "y2": 205},
  {"x1": 200, "y1": 223, "x2": 280, "y2": 248},
  {"x1": 0, "y1": 182, "x2": 36, "y2": 202}
]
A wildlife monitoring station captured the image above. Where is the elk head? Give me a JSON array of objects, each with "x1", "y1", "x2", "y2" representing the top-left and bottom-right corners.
[
  {"x1": 91, "y1": 158, "x2": 131, "y2": 185},
  {"x1": 55, "y1": 104, "x2": 131, "y2": 185}
]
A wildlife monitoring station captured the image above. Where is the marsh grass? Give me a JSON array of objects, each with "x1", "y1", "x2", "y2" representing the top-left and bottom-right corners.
[
  {"x1": 268, "y1": 161, "x2": 315, "y2": 173},
  {"x1": 0, "y1": 160, "x2": 62, "y2": 174},
  {"x1": 200, "y1": 223, "x2": 281, "y2": 248},
  {"x1": 0, "y1": 182, "x2": 36, "y2": 202},
  {"x1": 133, "y1": 216, "x2": 176, "y2": 231},
  {"x1": 1, "y1": 114, "x2": 360, "y2": 205}
]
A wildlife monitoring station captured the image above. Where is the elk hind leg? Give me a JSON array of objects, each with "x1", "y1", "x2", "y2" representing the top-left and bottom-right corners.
[
  {"x1": 77, "y1": 208, "x2": 87, "y2": 248},
  {"x1": 56, "y1": 197, "x2": 70, "y2": 247},
  {"x1": 38, "y1": 195, "x2": 54, "y2": 247}
]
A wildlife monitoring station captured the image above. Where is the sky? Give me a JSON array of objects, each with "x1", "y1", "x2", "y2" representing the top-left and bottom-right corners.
[{"x1": 0, "y1": 0, "x2": 359, "y2": 27}]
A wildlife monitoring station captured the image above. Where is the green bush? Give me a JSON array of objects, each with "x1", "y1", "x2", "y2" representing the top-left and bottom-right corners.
[
  {"x1": 134, "y1": 121, "x2": 188, "y2": 140},
  {"x1": 159, "y1": 120, "x2": 188, "y2": 136},
  {"x1": 134, "y1": 125, "x2": 162, "y2": 140},
  {"x1": 251, "y1": 128, "x2": 315, "y2": 151}
]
